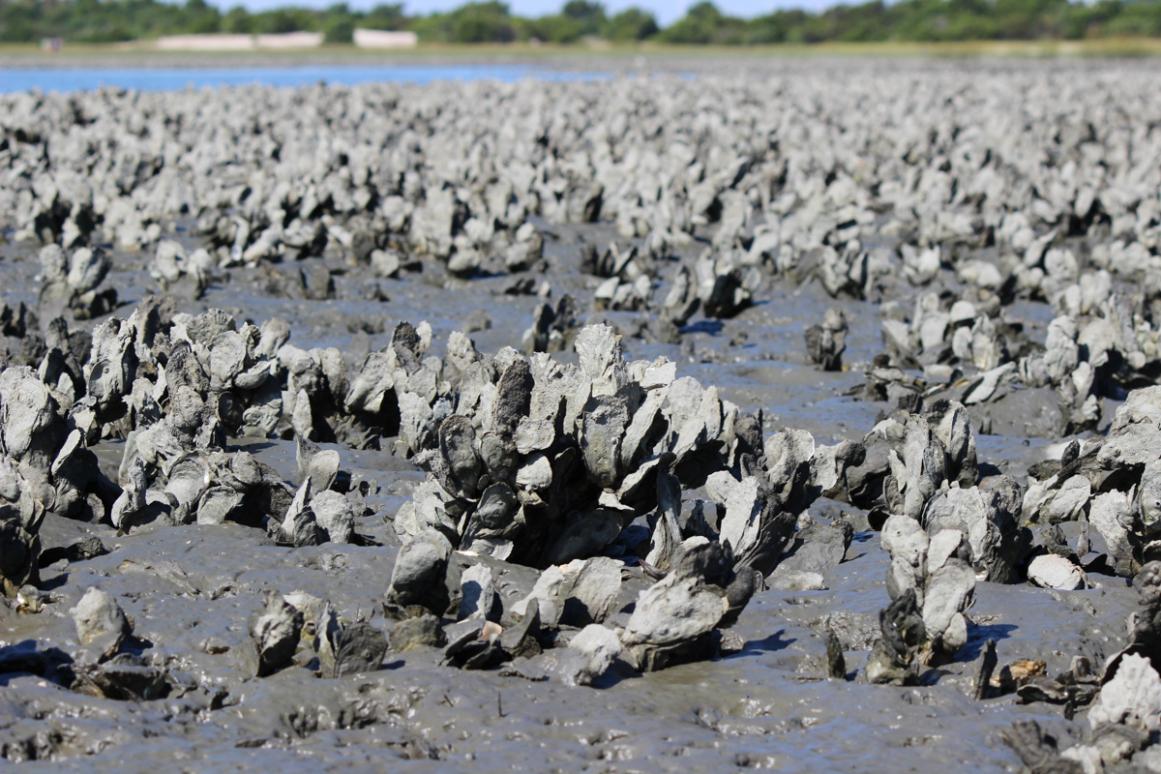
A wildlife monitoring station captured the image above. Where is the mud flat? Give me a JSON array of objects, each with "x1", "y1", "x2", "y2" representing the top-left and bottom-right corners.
[{"x1": 1, "y1": 59, "x2": 1161, "y2": 771}]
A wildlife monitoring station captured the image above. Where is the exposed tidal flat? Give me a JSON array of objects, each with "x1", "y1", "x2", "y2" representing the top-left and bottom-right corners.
[{"x1": 0, "y1": 56, "x2": 1160, "y2": 770}]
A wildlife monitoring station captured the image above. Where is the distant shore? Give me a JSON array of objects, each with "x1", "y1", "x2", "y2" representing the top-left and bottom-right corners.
[{"x1": 1, "y1": 37, "x2": 1160, "y2": 69}]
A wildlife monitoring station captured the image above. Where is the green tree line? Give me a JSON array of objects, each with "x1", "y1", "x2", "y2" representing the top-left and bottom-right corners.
[{"x1": 1, "y1": 0, "x2": 1158, "y2": 45}]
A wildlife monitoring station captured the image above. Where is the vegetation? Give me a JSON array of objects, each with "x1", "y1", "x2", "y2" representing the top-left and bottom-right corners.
[{"x1": 1, "y1": 0, "x2": 1159, "y2": 45}]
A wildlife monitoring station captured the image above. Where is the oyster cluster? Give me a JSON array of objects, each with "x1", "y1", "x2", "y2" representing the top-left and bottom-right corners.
[
  {"x1": 1003, "y1": 562, "x2": 1161, "y2": 772},
  {"x1": 0, "y1": 366, "x2": 115, "y2": 595},
  {"x1": 1022, "y1": 387, "x2": 1161, "y2": 578},
  {"x1": 381, "y1": 323, "x2": 861, "y2": 677}
]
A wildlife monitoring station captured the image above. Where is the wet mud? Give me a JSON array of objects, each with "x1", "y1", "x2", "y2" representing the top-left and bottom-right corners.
[{"x1": 2, "y1": 59, "x2": 1161, "y2": 772}]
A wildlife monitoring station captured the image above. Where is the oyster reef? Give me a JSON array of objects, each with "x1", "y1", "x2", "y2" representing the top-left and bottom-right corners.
[{"x1": 0, "y1": 58, "x2": 1160, "y2": 771}]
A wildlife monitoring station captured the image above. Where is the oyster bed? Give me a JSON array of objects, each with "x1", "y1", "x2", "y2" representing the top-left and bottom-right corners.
[{"x1": 2, "y1": 59, "x2": 1161, "y2": 771}]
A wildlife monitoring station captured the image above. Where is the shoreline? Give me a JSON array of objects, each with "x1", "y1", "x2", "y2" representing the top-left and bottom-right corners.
[{"x1": 1, "y1": 37, "x2": 1161, "y2": 70}]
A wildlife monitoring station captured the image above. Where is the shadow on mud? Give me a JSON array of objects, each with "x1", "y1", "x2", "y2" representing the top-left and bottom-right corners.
[
  {"x1": 0, "y1": 640, "x2": 74, "y2": 687},
  {"x1": 961, "y1": 622, "x2": 1018, "y2": 660},
  {"x1": 590, "y1": 659, "x2": 643, "y2": 689},
  {"x1": 679, "y1": 320, "x2": 724, "y2": 336},
  {"x1": 728, "y1": 629, "x2": 796, "y2": 661}
]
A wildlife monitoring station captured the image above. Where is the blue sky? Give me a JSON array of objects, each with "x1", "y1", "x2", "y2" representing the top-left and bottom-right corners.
[{"x1": 227, "y1": 1, "x2": 834, "y2": 26}]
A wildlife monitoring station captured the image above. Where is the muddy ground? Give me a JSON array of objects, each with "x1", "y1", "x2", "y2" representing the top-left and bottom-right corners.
[
  {"x1": 0, "y1": 217, "x2": 1136, "y2": 771},
  {"x1": 1, "y1": 59, "x2": 1157, "y2": 772}
]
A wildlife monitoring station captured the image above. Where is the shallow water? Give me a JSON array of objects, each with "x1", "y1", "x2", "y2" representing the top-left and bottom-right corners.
[{"x1": 0, "y1": 64, "x2": 606, "y2": 93}]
